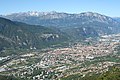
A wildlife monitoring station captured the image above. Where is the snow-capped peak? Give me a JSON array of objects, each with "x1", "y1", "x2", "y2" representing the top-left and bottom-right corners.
[
  {"x1": 27, "y1": 11, "x2": 39, "y2": 16},
  {"x1": 26, "y1": 11, "x2": 58, "y2": 16}
]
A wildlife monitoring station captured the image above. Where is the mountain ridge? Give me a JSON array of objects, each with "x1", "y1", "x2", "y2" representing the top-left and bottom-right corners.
[
  {"x1": 0, "y1": 17, "x2": 69, "y2": 51},
  {"x1": 2, "y1": 11, "x2": 120, "y2": 36},
  {"x1": 1, "y1": 11, "x2": 120, "y2": 50},
  {"x1": 0, "y1": 17, "x2": 98, "y2": 51}
]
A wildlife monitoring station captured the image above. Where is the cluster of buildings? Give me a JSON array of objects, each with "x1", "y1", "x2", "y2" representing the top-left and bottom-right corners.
[{"x1": 0, "y1": 34, "x2": 120, "y2": 79}]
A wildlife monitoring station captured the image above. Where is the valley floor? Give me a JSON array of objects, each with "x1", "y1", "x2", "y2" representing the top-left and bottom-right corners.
[{"x1": 0, "y1": 34, "x2": 120, "y2": 80}]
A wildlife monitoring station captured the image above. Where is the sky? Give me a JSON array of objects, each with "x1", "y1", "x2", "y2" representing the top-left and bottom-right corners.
[{"x1": 0, "y1": 0, "x2": 120, "y2": 17}]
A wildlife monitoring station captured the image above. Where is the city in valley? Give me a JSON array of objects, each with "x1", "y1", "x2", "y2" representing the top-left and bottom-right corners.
[{"x1": 0, "y1": 34, "x2": 120, "y2": 80}]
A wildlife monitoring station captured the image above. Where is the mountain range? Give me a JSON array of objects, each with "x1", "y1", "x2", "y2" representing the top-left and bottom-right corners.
[
  {"x1": 2, "y1": 11, "x2": 120, "y2": 35},
  {"x1": 0, "y1": 11, "x2": 120, "y2": 50},
  {"x1": 0, "y1": 17, "x2": 69, "y2": 51}
]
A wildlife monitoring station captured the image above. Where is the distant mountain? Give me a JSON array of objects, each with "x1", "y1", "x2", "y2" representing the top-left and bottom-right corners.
[
  {"x1": 61, "y1": 27, "x2": 98, "y2": 40},
  {"x1": 113, "y1": 17, "x2": 120, "y2": 22},
  {"x1": 0, "y1": 17, "x2": 99, "y2": 51},
  {"x1": 2, "y1": 11, "x2": 120, "y2": 35},
  {"x1": 0, "y1": 17, "x2": 68, "y2": 51},
  {"x1": 1, "y1": 12, "x2": 120, "y2": 50}
]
